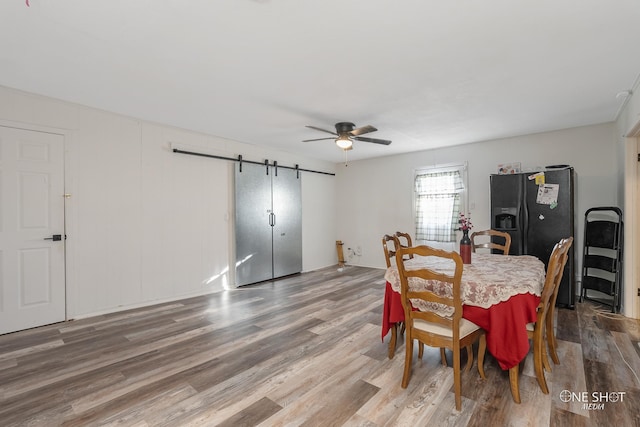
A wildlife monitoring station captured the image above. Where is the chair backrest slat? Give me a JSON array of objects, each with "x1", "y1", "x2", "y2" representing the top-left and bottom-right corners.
[
  {"x1": 395, "y1": 244, "x2": 464, "y2": 332},
  {"x1": 537, "y1": 237, "x2": 574, "y2": 323},
  {"x1": 381, "y1": 234, "x2": 397, "y2": 268},
  {"x1": 395, "y1": 231, "x2": 414, "y2": 260},
  {"x1": 470, "y1": 229, "x2": 512, "y2": 255}
]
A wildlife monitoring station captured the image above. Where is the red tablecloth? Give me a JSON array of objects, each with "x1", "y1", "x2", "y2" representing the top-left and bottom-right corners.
[{"x1": 381, "y1": 281, "x2": 540, "y2": 370}]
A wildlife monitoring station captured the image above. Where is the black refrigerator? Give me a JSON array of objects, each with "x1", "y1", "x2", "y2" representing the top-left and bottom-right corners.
[{"x1": 490, "y1": 167, "x2": 575, "y2": 308}]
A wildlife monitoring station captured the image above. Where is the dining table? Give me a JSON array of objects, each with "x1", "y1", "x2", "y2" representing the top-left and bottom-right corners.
[{"x1": 381, "y1": 252, "x2": 546, "y2": 403}]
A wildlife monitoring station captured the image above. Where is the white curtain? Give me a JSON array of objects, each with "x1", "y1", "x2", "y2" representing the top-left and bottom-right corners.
[{"x1": 415, "y1": 170, "x2": 463, "y2": 242}]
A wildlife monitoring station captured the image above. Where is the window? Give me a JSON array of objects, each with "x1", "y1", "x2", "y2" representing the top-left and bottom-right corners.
[{"x1": 414, "y1": 163, "x2": 467, "y2": 243}]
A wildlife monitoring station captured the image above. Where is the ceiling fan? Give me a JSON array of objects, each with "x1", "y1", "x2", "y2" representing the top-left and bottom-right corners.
[{"x1": 303, "y1": 122, "x2": 392, "y2": 150}]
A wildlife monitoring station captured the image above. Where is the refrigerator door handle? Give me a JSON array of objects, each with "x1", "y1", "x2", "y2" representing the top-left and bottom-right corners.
[
  {"x1": 269, "y1": 212, "x2": 276, "y2": 227},
  {"x1": 522, "y1": 198, "x2": 529, "y2": 253}
]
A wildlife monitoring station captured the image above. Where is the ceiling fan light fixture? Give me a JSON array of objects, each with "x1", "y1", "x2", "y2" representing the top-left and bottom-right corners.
[{"x1": 335, "y1": 135, "x2": 352, "y2": 149}]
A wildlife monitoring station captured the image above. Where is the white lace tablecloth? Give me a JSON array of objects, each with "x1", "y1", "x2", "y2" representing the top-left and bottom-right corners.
[{"x1": 384, "y1": 253, "x2": 546, "y2": 313}]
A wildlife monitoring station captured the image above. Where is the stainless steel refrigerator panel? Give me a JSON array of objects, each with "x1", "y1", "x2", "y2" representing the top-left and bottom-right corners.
[
  {"x1": 235, "y1": 163, "x2": 274, "y2": 286},
  {"x1": 272, "y1": 168, "x2": 302, "y2": 278}
]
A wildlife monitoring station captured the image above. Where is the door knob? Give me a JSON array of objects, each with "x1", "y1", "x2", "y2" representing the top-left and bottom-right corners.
[{"x1": 44, "y1": 234, "x2": 63, "y2": 241}]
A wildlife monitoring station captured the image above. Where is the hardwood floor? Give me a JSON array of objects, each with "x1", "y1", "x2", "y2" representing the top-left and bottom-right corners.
[{"x1": 1, "y1": 265, "x2": 639, "y2": 426}]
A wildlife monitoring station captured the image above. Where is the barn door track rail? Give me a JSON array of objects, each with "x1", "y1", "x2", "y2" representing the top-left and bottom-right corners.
[{"x1": 173, "y1": 148, "x2": 335, "y2": 178}]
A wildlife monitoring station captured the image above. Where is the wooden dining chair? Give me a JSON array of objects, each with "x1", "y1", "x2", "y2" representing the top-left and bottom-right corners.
[
  {"x1": 395, "y1": 244, "x2": 486, "y2": 411},
  {"x1": 525, "y1": 237, "x2": 573, "y2": 396},
  {"x1": 382, "y1": 234, "x2": 397, "y2": 268},
  {"x1": 543, "y1": 237, "x2": 573, "y2": 367},
  {"x1": 395, "y1": 231, "x2": 414, "y2": 259},
  {"x1": 470, "y1": 229, "x2": 511, "y2": 255},
  {"x1": 482, "y1": 237, "x2": 572, "y2": 403},
  {"x1": 382, "y1": 234, "x2": 404, "y2": 359},
  {"x1": 384, "y1": 235, "x2": 444, "y2": 363}
]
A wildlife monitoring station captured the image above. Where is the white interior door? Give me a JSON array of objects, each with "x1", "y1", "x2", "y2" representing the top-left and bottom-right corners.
[{"x1": 0, "y1": 126, "x2": 65, "y2": 334}]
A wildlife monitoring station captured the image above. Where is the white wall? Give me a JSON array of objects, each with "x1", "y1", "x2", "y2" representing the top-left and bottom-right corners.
[
  {"x1": 1, "y1": 83, "x2": 629, "y2": 319},
  {"x1": 336, "y1": 123, "x2": 619, "y2": 281},
  {"x1": 0, "y1": 86, "x2": 337, "y2": 319}
]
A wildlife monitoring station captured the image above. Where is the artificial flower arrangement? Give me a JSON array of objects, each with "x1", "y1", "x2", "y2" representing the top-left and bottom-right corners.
[{"x1": 458, "y1": 212, "x2": 473, "y2": 231}]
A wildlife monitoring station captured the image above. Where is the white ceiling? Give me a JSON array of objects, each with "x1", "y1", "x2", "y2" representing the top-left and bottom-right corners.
[{"x1": 2, "y1": 1, "x2": 639, "y2": 163}]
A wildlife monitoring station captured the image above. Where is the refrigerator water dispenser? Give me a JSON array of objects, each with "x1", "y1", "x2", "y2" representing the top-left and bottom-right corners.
[{"x1": 495, "y1": 210, "x2": 517, "y2": 230}]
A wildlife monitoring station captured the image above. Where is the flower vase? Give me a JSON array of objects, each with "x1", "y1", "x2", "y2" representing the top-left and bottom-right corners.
[{"x1": 460, "y1": 229, "x2": 472, "y2": 264}]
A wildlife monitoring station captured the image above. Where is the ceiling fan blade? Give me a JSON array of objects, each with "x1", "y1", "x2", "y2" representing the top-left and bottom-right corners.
[
  {"x1": 354, "y1": 136, "x2": 392, "y2": 145},
  {"x1": 302, "y1": 137, "x2": 335, "y2": 142},
  {"x1": 305, "y1": 125, "x2": 337, "y2": 136},
  {"x1": 349, "y1": 125, "x2": 377, "y2": 136}
]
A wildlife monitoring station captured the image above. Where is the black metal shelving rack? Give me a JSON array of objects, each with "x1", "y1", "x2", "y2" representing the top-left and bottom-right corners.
[{"x1": 579, "y1": 207, "x2": 623, "y2": 313}]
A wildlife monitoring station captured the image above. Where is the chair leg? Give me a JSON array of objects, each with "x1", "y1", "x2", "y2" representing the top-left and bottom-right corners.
[
  {"x1": 533, "y1": 335, "x2": 549, "y2": 394},
  {"x1": 542, "y1": 343, "x2": 552, "y2": 373},
  {"x1": 477, "y1": 334, "x2": 486, "y2": 379},
  {"x1": 464, "y1": 345, "x2": 473, "y2": 372},
  {"x1": 453, "y1": 345, "x2": 462, "y2": 411},
  {"x1": 402, "y1": 336, "x2": 414, "y2": 388},
  {"x1": 509, "y1": 365, "x2": 521, "y2": 404},
  {"x1": 388, "y1": 323, "x2": 397, "y2": 359},
  {"x1": 440, "y1": 348, "x2": 447, "y2": 366},
  {"x1": 546, "y1": 311, "x2": 560, "y2": 365}
]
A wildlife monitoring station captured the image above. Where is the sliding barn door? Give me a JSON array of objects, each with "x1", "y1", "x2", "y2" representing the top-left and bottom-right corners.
[
  {"x1": 234, "y1": 162, "x2": 302, "y2": 286},
  {"x1": 272, "y1": 167, "x2": 302, "y2": 278},
  {"x1": 235, "y1": 163, "x2": 273, "y2": 286}
]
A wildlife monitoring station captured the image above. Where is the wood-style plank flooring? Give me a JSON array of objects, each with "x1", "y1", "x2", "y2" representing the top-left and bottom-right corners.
[{"x1": 1, "y1": 265, "x2": 639, "y2": 426}]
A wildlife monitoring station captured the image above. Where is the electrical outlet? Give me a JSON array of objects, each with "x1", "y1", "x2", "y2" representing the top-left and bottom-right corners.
[{"x1": 356, "y1": 246, "x2": 362, "y2": 256}]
